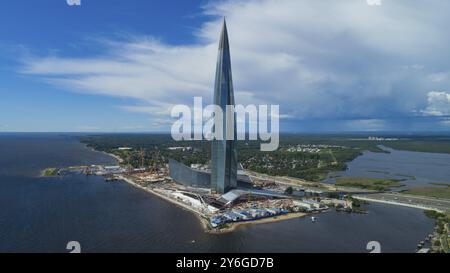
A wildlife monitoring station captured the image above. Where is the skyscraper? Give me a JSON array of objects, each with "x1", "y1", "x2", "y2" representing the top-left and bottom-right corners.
[{"x1": 210, "y1": 19, "x2": 238, "y2": 194}]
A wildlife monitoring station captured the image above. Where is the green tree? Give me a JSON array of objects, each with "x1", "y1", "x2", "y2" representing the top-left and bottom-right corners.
[{"x1": 285, "y1": 186, "x2": 294, "y2": 195}]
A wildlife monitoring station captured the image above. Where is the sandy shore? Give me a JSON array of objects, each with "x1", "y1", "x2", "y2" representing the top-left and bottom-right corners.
[
  {"x1": 85, "y1": 144, "x2": 124, "y2": 164},
  {"x1": 103, "y1": 151, "x2": 124, "y2": 164}
]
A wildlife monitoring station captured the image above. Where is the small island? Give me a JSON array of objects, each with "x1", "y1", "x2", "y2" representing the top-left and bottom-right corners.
[
  {"x1": 335, "y1": 177, "x2": 404, "y2": 191},
  {"x1": 42, "y1": 168, "x2": 59, "y2": 177}
]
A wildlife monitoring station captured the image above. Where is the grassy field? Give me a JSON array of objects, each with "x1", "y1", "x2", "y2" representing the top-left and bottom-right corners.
[
  {"x1": 406, "y1": 185, "x2": 450, "y2": 199},
  {"x1": 335, "y1": 177, "x2": 404, "y2": 191}
]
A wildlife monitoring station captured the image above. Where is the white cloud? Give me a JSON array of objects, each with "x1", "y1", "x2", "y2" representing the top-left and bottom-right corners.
[
  {"x1": 422, "y1": 91, "x2": 450, "y2": 116},
  {"x1": 23, "y1": 40, "x2": 216, "y2": 104},
  {"x1": 427, "y1": 72, "x2": 449, "y2": 83},
  {"x1": 21, "y1": 0, "x2": 450, "y2": 130}
]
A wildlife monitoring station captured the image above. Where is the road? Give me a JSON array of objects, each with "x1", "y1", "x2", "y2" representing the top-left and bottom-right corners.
[
  {"x1": 354, "y1": 192, "x2": 450, "y2": 213},
  {"x1": 246, "y1": 170, "x2": 375, "y2": 194},
  {"x1": 246, "y1": 170, "x2": 450, "y2": 213}
]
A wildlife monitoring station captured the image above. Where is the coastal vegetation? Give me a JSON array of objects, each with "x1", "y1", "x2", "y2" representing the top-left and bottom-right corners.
[
  {"x1": 406, "y1": 185, "x2": 450, "y2": 200},
  {"x1": 80, "y1": 134, "x2": 209, "y2": 168},
  {"x1": 335, "y1": 177, "x2": 404, "y2": 191},
  {"x1": 335, "y1": 195, "x2": 369, "y2": 214},
  {"x1": 430, "y1": 182, "x2": 450, "y2": 187},
  {"x1": 424, "y1": 210, "x2": 446, "y2": 220},
  {"x1": 382, "y1": 136, "x2": 450, "y2": 154},
  {"x1": 284, "y1": 186, "x2": 294, "y2": 195},
  {"x1": 345, "y1": 195, "x2": 369, "y2": 207},
  {"x1": 423, "y1": 210, "x2": 450, "y2": 253},
  {"x1": 42, "y1": 168, "x2": 59, "y2": 177}
]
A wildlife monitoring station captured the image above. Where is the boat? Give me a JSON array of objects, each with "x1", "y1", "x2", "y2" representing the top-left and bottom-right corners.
[
  {"x1": 105, "y1": 176, "x2": 118, "y2": 182},
  {"x1": 311, "y1": 216, "x2": 316, "y2": 222}
]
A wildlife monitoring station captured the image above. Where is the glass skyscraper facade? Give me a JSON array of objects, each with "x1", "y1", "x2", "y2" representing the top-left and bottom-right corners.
[
  {"x1": 168, "y1": 159, "x2": 211, "y2": 188},
  {"x1": 210, "y1": 19, "x2": 238, "y2": 194}
]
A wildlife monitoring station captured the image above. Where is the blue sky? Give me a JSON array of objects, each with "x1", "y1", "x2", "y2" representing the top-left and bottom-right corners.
[{"x1": 1, "y1": 0, "x2": 450, "y2": 132}]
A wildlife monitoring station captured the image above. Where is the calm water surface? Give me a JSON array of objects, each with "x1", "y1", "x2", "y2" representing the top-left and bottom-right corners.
[
  {"x1": 323, "y1": 145, "x2": 450, "y2": 189},
  {"x1": 0, "y1": 134, "x2": 434, "y2": 252}
]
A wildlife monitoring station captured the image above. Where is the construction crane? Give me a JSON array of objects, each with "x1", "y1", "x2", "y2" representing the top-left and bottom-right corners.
[{"x1": 139, "y1": 148, "x2": 145, "y2": 170}]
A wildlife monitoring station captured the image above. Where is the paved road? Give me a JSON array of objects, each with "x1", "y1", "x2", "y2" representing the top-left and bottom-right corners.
[
  {"x1": 247, "y1": 171, "x2": 375, "y2": 194},
  {"x1": 354, "y1": 192, "x2": 450, "y2": 213}
]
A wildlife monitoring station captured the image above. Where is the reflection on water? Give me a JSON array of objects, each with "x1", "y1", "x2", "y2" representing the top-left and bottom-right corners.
[
  {"x1": 0, "y1": 135, "x2": 435, "y2": 252},
  {"x1": 323, "y1": 145, "x2": 450, "y2": 189}
]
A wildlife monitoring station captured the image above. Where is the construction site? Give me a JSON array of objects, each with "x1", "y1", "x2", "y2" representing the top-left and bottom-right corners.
[{"x1": 104, "y1": 164, "x2": 335, "y2": 229}]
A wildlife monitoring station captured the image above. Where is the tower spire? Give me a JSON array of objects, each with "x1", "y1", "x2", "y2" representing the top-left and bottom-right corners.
[
  {"x1": 210, "y1": 18, "x2": 237, "y2": 194},
  {"x1": 218, "y1": 17, "x2": 229, "y2": 50}
]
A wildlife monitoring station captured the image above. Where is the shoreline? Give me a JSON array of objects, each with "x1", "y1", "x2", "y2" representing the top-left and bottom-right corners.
[
  {"x1": 206, "y1": 212, "x2": 309, "y2": 234},
  {"x1": 116, "y1": 174, "x2": 311, "y2": 234},
  {"x1": 83, "y1": 143, "x2": 124, "y2": 164},
  {"x1": 354, "y1": 195, "x2": 445, "y2": 213},
  {"x1": 101, "y1": 150, "x2": 124, "y2": 164},
  {"x1": 116, "y1": 174, "x2": 211, "y2": 230}
]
